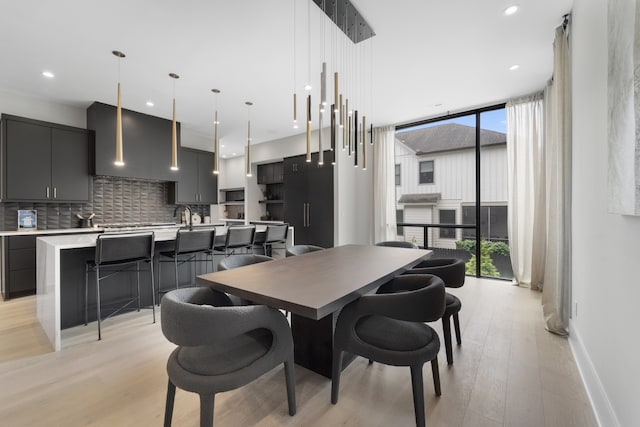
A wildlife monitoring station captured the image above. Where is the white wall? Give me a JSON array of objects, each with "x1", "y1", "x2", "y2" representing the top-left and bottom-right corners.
[
  {"x1": 571, "y1": 1, "x2": 640, "y2": 426},
  {"x1": 0, "y1": 89, "x2": 85, "y2": 128}
]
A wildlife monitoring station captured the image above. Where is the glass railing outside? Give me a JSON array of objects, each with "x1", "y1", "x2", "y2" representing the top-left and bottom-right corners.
[{"x1": 396, "y1": 223, "x2": 513, "y2": 280}]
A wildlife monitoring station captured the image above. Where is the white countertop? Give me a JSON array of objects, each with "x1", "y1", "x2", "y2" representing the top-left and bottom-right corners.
[
  {"x1": 36, "y1": 224, "x2": 272, "y2": 250},
  {"x1": 0, "y1": 227, "x2": 103, "y2": 237}
]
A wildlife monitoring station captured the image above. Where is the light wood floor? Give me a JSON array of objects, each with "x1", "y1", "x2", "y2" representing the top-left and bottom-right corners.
[{"x1": 0, "y1": 278, "x2": 597, "y2": 427}]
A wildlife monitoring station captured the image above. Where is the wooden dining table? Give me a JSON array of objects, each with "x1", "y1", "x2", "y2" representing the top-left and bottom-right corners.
[{"x1": 195, "y1": 244, "x2": 431, "y2": 378}]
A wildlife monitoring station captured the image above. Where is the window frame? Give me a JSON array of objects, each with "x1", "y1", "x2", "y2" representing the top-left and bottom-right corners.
[
  {"x1": 438, "y1": 209, "x2": 456, "y2": 239},
  {"x1": 418, "y1": 160, "x2": 434, "y2": 184}
]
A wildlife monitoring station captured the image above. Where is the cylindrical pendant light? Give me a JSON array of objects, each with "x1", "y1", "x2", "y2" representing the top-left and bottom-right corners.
[
  {"x1": 112, "y1": 50, "x2": 126, "y2": 167},
  {"x1": 321, "y1": 62, "x2": 327, "y2": 107},
  {"x1": 292, "y1": 0, "x2": 298, "y2": 129},
  {"x1": 345, "y1": 99, "x2": 350, "y2": 153},
  {"x1": 331, "y1": 103, "x2": 336, "y2": 165},
  {"x1": 212, "y1": 89, "x2": 220, "y2": 174},
  {"x1": 362, "y1": 115, "x2": 366, "y2": 170},
  {"x1": 306, "y1": 94, "x2": 312, "y2": 162},
  {"x1": 169, "y1": 73, "x2": 180, "y2": 171},
  {"x1": 354, "y1": 110, "x2": 358, "y2": 167},
  {"x1": 334, "y1": 72, "x2": 339, "y2": 113},
  {"x1": 318, "y1": 104, "x2": 324, "y2": 166},
  {"x1": 245, "y1": 101, "x2": 253, "y2": 177},
  {"x1": 370, "y1": 123, "x2": 374, "y2": 145}
]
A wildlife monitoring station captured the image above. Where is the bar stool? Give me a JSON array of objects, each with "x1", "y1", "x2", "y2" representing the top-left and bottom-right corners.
[
  {"x1": 156, "y1": 228, "x2": 216, "y2": 301},
  {"x1": 84, "y1": 232, "x2": 155, "y2": 340},
  {"x1": 214, "y1": 224, "x2": 256, "y2": 257},
  {"x1": 263, "y1": 223, "x2": 289, "y2": 257}
]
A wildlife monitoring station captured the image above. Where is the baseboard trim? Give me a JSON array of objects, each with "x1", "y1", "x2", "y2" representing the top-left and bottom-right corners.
[{"x1": 569, "y1": 322, "x2": 619, "y2": 427}]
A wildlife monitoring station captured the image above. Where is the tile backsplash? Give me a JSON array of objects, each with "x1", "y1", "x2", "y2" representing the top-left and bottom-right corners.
[{"x1": 0, "y1": 176, "x2": 209, "y2": 230}]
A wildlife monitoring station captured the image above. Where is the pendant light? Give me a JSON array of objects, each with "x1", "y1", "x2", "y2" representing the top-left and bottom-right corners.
[
  {"x1": 305, "y1": 0, "x2": 312, "y2": 162},
  {"x1": 112, "y1": 50, "x2": 125, "y2": 167},
  {"x1": 169, "y1": 73, "x2": 180, "y2": 171},
  {"x1": 212, "y1": 89, "x2": 221, "y2": 174},
  {"x1": 245, "y1": 101, "x2": 253, "y2": 177},
  {"x1": 362, "y1": 115, "x2": 366, "y2": 170},
  {"x1": 306, "y1": 94, "x2": 312, "y2": 162},
  {"x1": 292, "y1": 0, "x2": 298, "y2": 129},
  {"x1": 318, "y1": 103, "x2": 324, "y2": 166}
]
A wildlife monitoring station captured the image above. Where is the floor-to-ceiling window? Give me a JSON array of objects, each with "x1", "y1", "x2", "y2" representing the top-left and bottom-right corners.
[{"x1": 394, "y1": 105, "x2": 512, "y2": 279}]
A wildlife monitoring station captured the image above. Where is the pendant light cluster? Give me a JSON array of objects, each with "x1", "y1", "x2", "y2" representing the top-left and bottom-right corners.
[
  {"x1": 110, "y1": 51, "x2": 230, "y2": 176},
  {"x1": 293, "y1": 0, "x2": 376, "y2": 171}
]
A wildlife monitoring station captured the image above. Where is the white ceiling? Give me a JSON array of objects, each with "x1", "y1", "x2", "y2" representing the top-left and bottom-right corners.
[{"x1": 0, "y1": 0, "x2": 572, "y2": 157}]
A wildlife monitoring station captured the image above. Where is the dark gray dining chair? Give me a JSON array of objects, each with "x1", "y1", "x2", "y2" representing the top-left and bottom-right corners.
[
  {"x1": 331, "y1": 274, "x2": 445, "y2": 427},
  {"x1": 161, "y1": 287, "x2": 296, "y2": 427},
  {"x1": 375, "y1": 240, "x2": 419, "y2": 248},
  {"x1": 403, "y1": 258, "x2": 466, "y2": 365},
  {"x1": 285, "y1": 244, "x2": 324, "y2": 257},
  {"x1": 217, "y1": 254, "x2": 274, "y2": 271}
]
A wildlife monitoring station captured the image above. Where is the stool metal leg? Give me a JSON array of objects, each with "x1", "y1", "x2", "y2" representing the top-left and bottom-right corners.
[
  {"x1": 96, "y1": 267, "x2": 102, "y2": 340},
  {"x1": 136, "y1": 261, "x2": 141, "y2": 312},
  {"x1": 84, "y1": 264, "x2": 89, "y2": 326},
  {"x1": 150, "y1": 260, "x2": 156, "y2": 323},
  {"x1": 174, "y1": 257, "x2": 179, "y2": 290}
]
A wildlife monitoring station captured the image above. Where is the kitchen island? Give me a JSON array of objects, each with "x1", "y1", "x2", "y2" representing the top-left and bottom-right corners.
[{"x1": 36, "y1": 224, "x2": 293, "y2": 351}]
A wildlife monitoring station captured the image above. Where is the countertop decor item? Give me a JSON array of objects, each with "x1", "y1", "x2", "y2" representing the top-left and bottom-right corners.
[{"x1": 18, "y1": 210, "x2": 37, "y2": 230}]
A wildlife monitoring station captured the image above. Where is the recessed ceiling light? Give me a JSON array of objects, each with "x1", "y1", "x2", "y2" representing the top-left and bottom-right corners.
[
  {"x1": 42, "y1": 71, "x2": 55, "y2": 78},
  {"x1": 146, "y1": 101, "x2": 154, "y2": 107},
  {"x1": 222, "y1": 155, "x2": 227, "y2": 158},
  {"x1": 504, "y1": 5, "x2": 519, "y2": 16},
  {"x1": 232, "y1": 152, "x2": 237, "y2": 156},
  {"x1": 509, "y1": 64, "x2": 520, "y2": 71},
  {"x1": 221, "y1": 144, "x2": 225, "y2": 148}
]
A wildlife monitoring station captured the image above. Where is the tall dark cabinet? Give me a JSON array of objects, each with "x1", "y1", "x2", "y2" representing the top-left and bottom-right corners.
[
  {"x1": 283, "y1": 151, "x2": 334, "y2": 248},
  {"x1": 1, "y1": 115, "x2": 91, "y2": 202}
]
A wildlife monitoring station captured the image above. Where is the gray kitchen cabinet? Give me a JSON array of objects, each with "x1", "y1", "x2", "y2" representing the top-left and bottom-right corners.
[
  {"x1": 170, "y1": 148, "x2": 217, "y2": 204},
  {"x1": 1, "y1": 115, "x2": 91, "y2": 202},
  {"x1": 1, "y1": 235, "x2": 36, "y2": 300}
]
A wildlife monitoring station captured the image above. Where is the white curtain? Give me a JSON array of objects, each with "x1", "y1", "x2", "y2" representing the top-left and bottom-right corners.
[
  {"x1": 506, "y1": 92, "x2": 546, "y2": 289},
  {"x1": 373, "y1": 126, "x2": 397, "y2": 243},
  {"x1": 506, "y1": 24, "x2": 571, "y2": 335},
  {"x1": 541, "y1": 25, "x2": 572, "y2": 335}
]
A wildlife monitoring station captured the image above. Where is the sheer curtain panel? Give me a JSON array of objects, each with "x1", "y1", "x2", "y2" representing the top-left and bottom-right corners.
[{"x1": 373, "y1": 126, "x2": 397, "y2": 243}]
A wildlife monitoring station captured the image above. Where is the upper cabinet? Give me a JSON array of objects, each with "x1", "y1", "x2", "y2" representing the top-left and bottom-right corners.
[
  {"x1": 1, "y1": 115, "x2": 91, "y2": 202},
  {"x1": 257, "y1": 161, "x2": 284, "y2": 184},
  {"x1": 87, "y1": 102, "x2": 179, "y2": 182},
  {"x1": 169, "y1": 148, "x2": 217, "y2": 204}
]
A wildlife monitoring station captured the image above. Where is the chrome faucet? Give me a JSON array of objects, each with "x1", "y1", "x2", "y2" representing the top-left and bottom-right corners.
[{"x1": 174, "y1": 205, "x2": 192, "y2": 229}]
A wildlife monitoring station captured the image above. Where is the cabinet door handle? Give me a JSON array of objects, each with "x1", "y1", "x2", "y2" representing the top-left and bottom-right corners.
[
  {"x1": 302, "y1": 204, "x2": 306, "y2": 227},
  {"x1": 307, "y1": 203, "x2": 311, "y2": 227},
  {"x1": 53, "y1": 187, "x2": 57, "y2": 199},
  {"x1": 46, "y1": 187, "x2": 50, "y2": 198}
]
